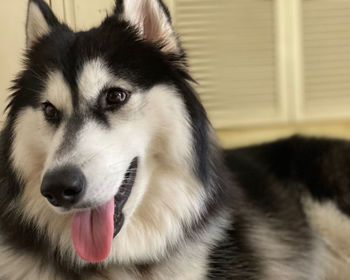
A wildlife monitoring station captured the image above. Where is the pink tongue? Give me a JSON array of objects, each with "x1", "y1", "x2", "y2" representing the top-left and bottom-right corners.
[{"x1": 71, "y1": 198, "x2": 114, "y2": 263}]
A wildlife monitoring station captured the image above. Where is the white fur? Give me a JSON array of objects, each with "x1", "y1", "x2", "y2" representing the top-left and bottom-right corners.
[
  {"x1": 44, "y1": 71, "x2": 73, "y2": 115},
  {"x1": 304, "y1": 198, "x2": 350, "y2": 279},
  {"x1": 5, "y1": 1, "x2": 224, "y2": 279},
  {"x1": 9, "y1": 56, "x2": 205, "y2": 274},
  {"x1": 77, "y1": 59, "x2": 133, "y2": 102},
  {"x1": 0, "y1": 241, "x2": 55, "y2": 280},
  {"x1": 5, "y1": 1, "x2": 350, "y2": 279},
  {"x1": 99, "y1": 237, "x2": 211, "y2": 280},
  {"x1": 78, "y1": 59, "x2": 113, "y2": 101},
  {"x1": 249, "y1": 211, "x2": 329, "y2": 280},
  {"x1": 26, "y1": 1, "x2": 51, "y2": 48},
  {"x1": 121, "y1": 0, "x2": 179, "y2": 52},
  {"x1": 11, "y1": 108, "x2": 49, "y2": 182},
  {"x1": 11, "y1": 70, "x2": 72, "y2": 184}
]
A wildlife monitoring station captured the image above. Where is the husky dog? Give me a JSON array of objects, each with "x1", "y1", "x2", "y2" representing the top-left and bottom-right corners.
[{"x1": 1, "y1": 0, "x2": 350, "y2": 279}]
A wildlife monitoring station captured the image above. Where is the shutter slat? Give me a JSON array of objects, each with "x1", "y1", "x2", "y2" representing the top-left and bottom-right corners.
[
  {"x1": 303, "y1": 0, "x2": 350, "y2": 118},
  {"x1": 175, "y1": 0, "x2": 278, "y2": 128}
]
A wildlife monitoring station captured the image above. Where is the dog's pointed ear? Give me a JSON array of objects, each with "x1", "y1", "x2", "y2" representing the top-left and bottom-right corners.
[
  {"x1": 114, "y1": 0, "x2": 180, "y2": 53},
  {"x1": 26, "y1": 0, "x2": 60, "y2": 48}
]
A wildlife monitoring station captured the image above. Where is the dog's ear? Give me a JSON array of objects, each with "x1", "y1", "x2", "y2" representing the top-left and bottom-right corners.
[
  {"x1": 114, "y1": 0, "x2": 180, "y2": 53},
  {"x1": 26, "y1": 0, "x2": 60, "y2": 48}
]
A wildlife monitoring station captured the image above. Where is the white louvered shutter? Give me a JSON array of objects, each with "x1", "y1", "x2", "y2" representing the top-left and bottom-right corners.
[
  {"x1": 173, "y1": 0, "x2": 285, "y2": 128},
  {"x1": 302, "y1": 0, "x2": 350, "y2": 120}
]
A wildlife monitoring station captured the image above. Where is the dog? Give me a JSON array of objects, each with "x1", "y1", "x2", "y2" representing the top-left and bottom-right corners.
[{"x1": 0, "y1": 0, "x2": 349, "y2": 279}]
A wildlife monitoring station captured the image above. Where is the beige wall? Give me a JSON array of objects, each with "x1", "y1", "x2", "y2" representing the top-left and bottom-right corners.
[
  {"x1": 0, "y1": 0, "x2": 50, "y2": 122},
  {"x1": 0, "y1": 0, "x2": 28, "y2": 122}
]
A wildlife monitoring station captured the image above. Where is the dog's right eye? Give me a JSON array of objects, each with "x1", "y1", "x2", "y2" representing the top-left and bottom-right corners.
[
  {"x1": 99, "y1": 87, "x2": 130, "y2": 111},
  {"x1": 42, "y1": 102, "x2": 61, "y2": 123}
]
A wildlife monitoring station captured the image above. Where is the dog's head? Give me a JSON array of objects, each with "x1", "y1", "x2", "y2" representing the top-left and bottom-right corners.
[{"x1": 3, "y1": 0, "x2": 210, "y2": 266}]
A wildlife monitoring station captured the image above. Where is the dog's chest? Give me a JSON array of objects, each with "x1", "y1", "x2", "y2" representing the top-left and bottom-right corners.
[
  {"x1": 0, "y1": 247, "x2": 208, "y2": 280},
  {"x1": 0, "y1": 245, "x2": 55, "y2": 280}
]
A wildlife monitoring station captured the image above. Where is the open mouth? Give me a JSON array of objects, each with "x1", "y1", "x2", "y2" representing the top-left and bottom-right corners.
[
  {"x1": 113, "y1": 157, "x2": 138, "y2": 237},
  {"x1": 71, "y1": 157, "x2": 138, "y2": 263}
]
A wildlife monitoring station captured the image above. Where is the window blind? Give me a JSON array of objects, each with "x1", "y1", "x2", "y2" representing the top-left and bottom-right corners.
[
  {"x1": 174, "y1": 0, "x2": 280, "y2": 128},
  {"x1": 303, "y1": 0, "x2": 350, "y2": 119}
]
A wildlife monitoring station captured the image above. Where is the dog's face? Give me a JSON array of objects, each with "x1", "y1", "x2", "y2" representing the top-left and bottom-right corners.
[{"x1": 6, "y1": 0, "x2": 205, "y2": 265}]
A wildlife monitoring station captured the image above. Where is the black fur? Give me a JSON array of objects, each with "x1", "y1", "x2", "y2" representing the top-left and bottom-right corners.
[
  {"x1": 1, "y1": 0, "x2": 218, "y2": 277},
  {"x1": 227, "y1": 135, "x2": 350, "y2": 216},
  {"x1": 2, "y1": 0, "x2": 350, "y2": 279},
  {"x1": 208, "y1": 135, "x2": 350, "y2": 278},
  {"x1": 208, "y1": 219, "x2": 261, "y2": 280},
  {"x1": 114, "y1": 0, "x2": 124, "y2": 17}
]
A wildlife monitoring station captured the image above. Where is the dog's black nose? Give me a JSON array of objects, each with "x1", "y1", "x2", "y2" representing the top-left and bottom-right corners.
[{"x1": 40, "y1": 166, "x2": 86, "y2": 208}]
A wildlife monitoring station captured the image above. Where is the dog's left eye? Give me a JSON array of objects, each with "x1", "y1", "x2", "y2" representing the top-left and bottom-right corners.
[
  {"x1": 42, "y1": 102, "x2": 61, "y2": 123},
  {"x1": 100, "y1": 87, "x2": 130, "y2": 110}
]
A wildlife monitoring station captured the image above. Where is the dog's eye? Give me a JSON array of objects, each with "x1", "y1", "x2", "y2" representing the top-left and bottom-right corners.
[
  {"x1": 42, "y1": 102, "x2": 61, "y2": 123},
  {"x1": 100, "y1": 87, "x2": 130, "y2": 110}
]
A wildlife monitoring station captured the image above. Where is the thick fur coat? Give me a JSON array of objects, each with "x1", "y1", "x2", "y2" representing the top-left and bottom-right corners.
[{"x1": 0, "y1": 0, "x2": 349, "y2": 279}]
